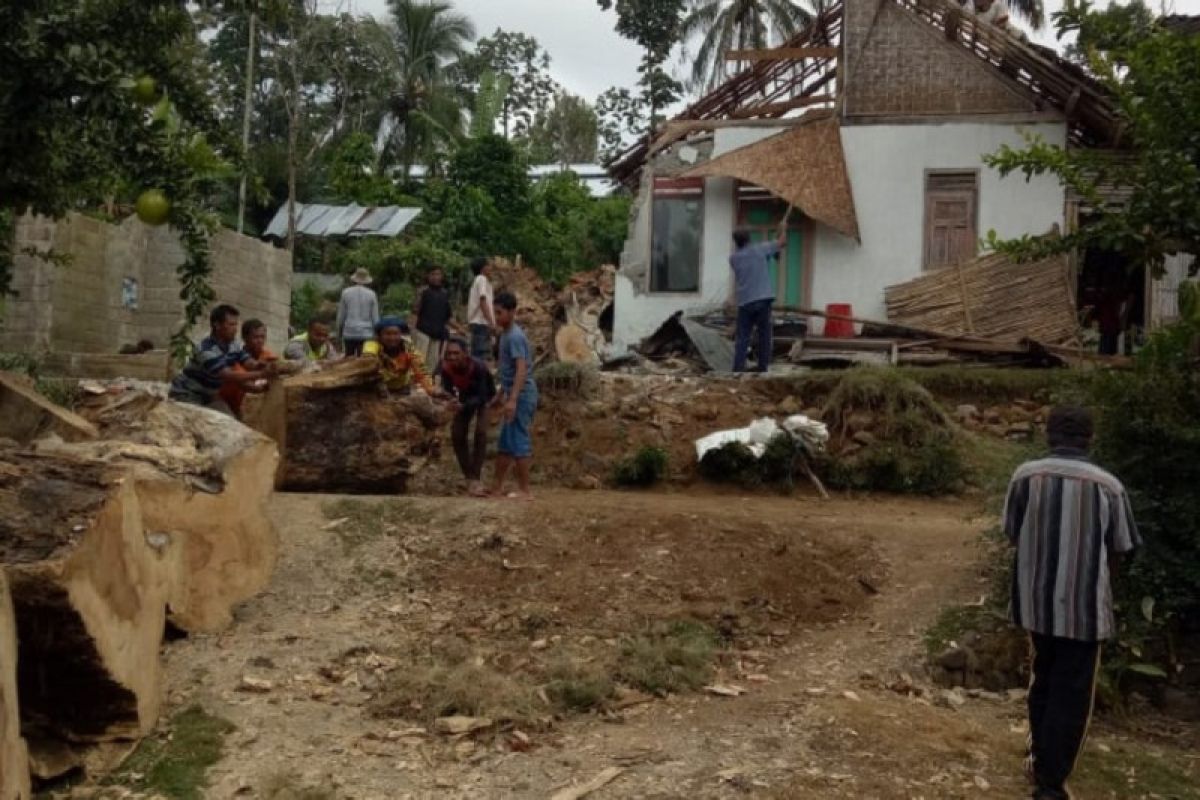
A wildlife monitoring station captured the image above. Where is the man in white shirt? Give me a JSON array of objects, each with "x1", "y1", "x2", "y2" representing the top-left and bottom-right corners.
[
  {"x1": 964, "y1": 0, "x2": 1011, "y2": 29},
  {"x1": 466, "y1": 257, "x2": 496, "y2": 362}
]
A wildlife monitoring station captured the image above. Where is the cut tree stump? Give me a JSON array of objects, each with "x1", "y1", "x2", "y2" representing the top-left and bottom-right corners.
[
  {"x1": 0, "y1": 453, "x2": 169, "y2": 745},
  {"x1": 0, "y1": 372, "x2": 97, "y2": 445},
  {"x1": 0, "y1": 571, "x2": 30, "y2": 800},
  {"x1": 247, "y1": 360, "x2": 444, "y2": 494},
  {"x1": 39, "y1": 397, "x2": 280, "y2": 634}
]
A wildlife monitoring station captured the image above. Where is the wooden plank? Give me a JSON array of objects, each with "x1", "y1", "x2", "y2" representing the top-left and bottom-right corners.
[
  {"x1": 725, "y1": 46, "x2": 839, "y2": 61},
  {"x1": 729, "y1": 94, "x2": 836, "y2": 119}
]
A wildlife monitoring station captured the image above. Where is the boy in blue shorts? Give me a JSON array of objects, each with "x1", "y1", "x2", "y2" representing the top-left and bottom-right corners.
[{"x1": 490, "y1": 290, "x2": 538, "y2": 500}]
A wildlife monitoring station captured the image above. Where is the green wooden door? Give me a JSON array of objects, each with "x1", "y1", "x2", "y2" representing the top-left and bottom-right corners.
[{"x1": 745, "y1": 207, "x2": 804, "y2": 307}]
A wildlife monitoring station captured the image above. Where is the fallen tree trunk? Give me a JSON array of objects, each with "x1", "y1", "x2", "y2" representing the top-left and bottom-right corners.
[
  {"x1": 244, "y1": 360, "x2": 445, "y2": 495},
  {"x1": 0, "y1": 571, "x2": 30, "y2": 800},
  {"x1": 37, "y1": 398, "x2": 280, "y2": 634},
  {"x1": 0, "y1": 454, "x2": 168, "y2": 745}
]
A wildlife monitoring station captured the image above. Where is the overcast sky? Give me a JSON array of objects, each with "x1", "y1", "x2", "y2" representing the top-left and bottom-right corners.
[{"x1": 352, "y1": 0, "x2": 1200, "y2": 102}]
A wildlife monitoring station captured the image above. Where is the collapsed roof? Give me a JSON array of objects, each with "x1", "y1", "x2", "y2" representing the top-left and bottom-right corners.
[{"x1": 609, "y1": 0, "x2": 1119, "y2": 188}]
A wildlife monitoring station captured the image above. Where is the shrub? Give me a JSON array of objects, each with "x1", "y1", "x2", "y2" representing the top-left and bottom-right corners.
[
  {"x1": 698, "y1": 434, "x2": 801, "y2": 488},
  {"x1": 1089, "y1": 319, "x2": 1200, "y2": 683},
  {"x1": 612, "y1": 446, "x2": 669, "y2": 488}
]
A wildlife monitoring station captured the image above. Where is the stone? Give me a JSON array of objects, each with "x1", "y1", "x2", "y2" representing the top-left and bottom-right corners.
[
  {"x1": 982, "y1": 408, "x2": 1003, "y2": 424},
  {"x1": 776, "y1": 396, "x2": 802, "y2": 416},
  {"x1": 852, "y1": 430, "x2": 876, "y2": 447},
  {"x1": 954, "y1": 404, "x2": 980, "y2": 423},
  {"x1": 938, "y1": 647, "x2": 970, "y2": 671},
  {"x1": 1006, "y1": 422, "x2": 1035, "y2": 440},
  {"x1": 584, "y1": 401, "x2": 607, "y2": 419},
  {"x1": 573, "y1": 475, "x2": 603, "y2": 491}
]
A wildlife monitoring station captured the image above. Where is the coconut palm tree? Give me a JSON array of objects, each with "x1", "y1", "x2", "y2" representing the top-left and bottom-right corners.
[
  {"x1": 368, "y1": 0, "x2": 475, "y2": 178},
  {"x1": 680, "y1": 0, "x2": 818, "y2": 93}
]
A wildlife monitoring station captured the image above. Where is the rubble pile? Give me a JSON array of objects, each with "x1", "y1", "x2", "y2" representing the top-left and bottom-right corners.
[{"x1": 489, "y1": 259, "x2": 616, "y2": 366}]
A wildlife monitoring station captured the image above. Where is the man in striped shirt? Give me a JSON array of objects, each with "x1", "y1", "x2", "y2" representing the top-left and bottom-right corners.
[{"x1": 1003, "y1": 406, "x2": 1140, "y2": 800}]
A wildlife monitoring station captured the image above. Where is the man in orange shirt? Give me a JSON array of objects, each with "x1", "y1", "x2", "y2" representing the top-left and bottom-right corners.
[{"x1": 220, "y1": 319, "x2": 278, "y2": 419}]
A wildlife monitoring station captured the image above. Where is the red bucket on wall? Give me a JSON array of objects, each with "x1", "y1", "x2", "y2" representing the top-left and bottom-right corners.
[{"x1": 822, "y1": 303, "x2": 855, "y2": 338}]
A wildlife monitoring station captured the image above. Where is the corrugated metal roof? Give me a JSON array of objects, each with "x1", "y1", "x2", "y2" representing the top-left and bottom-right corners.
[{"x1": 263, "y1": 203, "x2": 422, "y2": 239}]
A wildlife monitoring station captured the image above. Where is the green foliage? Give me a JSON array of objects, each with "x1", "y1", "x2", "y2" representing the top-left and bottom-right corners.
[
  {"x1": 290, "y1": 280, "x2": 323, "y2": 329},
  {"x1": 595, "y1": 0, "x2": 685, "y2": 129},
  {"x1": 457, "y1": 29, "x2": 558, "y2": 139},
  {"x1": 984, "y1": 2, "x2": 1200, "y2": 275},
  {"x1": 596, "y1": 86, "x2": 647, "y2": 164},
  {"x1": 697, "y1": 435, "x2": 807, "y2": 489},
  {"x1": 324, "y1": 133, "x2": 408, "y2": 206},
  {"x1": 380, "y1": 283, "x2": 416, "y2": 317},
  {"x1": 612, "y1": 446, "x2": 669, "y2": 488},
  {"x1": 679, "y1": 0, "x2": 815, "y2": 92},
  {"x1": 524, "y1": 92, "x2": 600, "y2": 165},
  {"x1": 520, "y1": 172, "x2": 628, "y2": 282},
  {"x1": 616, "y1": 619, "x2": 718, "y2": 696},
  {"x1": 0, "y1": 2, "x2": 229, "y2": 358},
  {"x1": 1089, "y1": 319, "x2": 1200, "y2": 680},
  {"x1": 544, "y1": 659, "x2": 616, "y2": 712},
  {"x1": 108, "y1": 706, "x2": 235, "y2": 800},
  {"x1": 469, "y1": 69, "x2": 513, "y2": 139}
]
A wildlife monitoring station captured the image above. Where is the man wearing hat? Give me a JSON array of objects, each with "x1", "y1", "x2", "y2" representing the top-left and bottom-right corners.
[{"x1": 337, "y1": 267, "x2": 380, "y2": 357}]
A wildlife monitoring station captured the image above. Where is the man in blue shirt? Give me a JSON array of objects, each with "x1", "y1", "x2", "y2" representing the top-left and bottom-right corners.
[
  {"x1": 729, "y1": 218, "x2": 788, "y2": 372},
  {"x1": 169, "y1": 304, "x2": 276, "y2": 416},
  {"x1": 490, "y1": 290, "x2": 538, "y2": 500}
]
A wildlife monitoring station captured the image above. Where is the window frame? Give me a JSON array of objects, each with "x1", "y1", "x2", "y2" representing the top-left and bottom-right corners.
[
  {"x1": 922, "y1": 168, "x2": 981, "y2": 271},
  {"x1": 648, "y1": 176, "x2": 705, "y2": 295}
]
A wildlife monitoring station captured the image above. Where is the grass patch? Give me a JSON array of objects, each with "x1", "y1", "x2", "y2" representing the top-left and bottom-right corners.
[
  {"x1": 774, "y1": 367, "x2": 1081, "y2": 407},
  {"x1": 611, "y1": 446, "x2": 669, "y2": 488},
  {"x1": 616, "y1": 620, "x2": 719, "y2": 696},
  {"x1": 1074, "y1": 741, "x2": 1200, "y2": 799},
  {"x1": 923, "y1": 603, "x2": 997, "y2": 657},
  {"x1": 107, "y1": 705, "x2": 234, "y2": 800},
  {"x1": 370, "y1": 659, "x2": 539, "y2": 725},
  {"x1": 544, "y1": 658, "x2": 616, "y2": 712}
]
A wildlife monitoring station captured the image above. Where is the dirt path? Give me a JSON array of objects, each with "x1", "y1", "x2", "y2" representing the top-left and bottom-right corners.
[{"x1": 150, "y1": 490, "x2": 1195, "y2": 800}]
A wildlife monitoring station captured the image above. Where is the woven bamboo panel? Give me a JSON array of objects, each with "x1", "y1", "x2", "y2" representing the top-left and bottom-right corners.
[
  {"x1": 681, "y1": 116, "x2": 860, "y2": 240},
  {"x1": 884, "y1": 252, "x2": 1079, "y2": 345}
]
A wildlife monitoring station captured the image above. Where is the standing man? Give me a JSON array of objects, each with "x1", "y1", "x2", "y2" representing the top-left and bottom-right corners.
[
  {"x1": 285, "y1": 316, "x2": 339, "y2": 363},
  {"x1": 466, "y1": 256, "x2": 496, "y2": 363},
  {"x1": 439, "y1": 337, "x2": 496, "y2": 497},
  {"x1": 490, "y1": 291, "x2": 538, "y2": 500},
  {"x1": 1002, "y1": 406, "x2": 1140, "y2": 800},
  {"x1": 337, "y1": 267, "x2": 379, "y2": 357},
  {"x1": 170, "y1": 304, "x2": 275, "y2": 416},
  {"x1": 729, "y1": 217, "x2": 787, "y2": 373},
  {"x1": 413, "y1": 265, "x2": 453, "y2": 368}
]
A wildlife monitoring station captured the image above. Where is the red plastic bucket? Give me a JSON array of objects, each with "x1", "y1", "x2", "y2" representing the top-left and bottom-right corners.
[{"x1": 822, "y1": 303, "x2": 854, "y2": 338}]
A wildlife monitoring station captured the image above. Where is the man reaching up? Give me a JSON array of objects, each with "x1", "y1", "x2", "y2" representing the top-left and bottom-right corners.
[{"x1": 729, "y1": 216, "x2": 787, "y2": 373}]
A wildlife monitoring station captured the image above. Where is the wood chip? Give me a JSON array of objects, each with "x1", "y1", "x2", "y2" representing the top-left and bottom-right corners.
[
  {"x1": 550, "y1": 767, "x2": 626, "y2": 800},
  {"x1": 432, "y1": 715, "x2": 493, "y2": 736}
]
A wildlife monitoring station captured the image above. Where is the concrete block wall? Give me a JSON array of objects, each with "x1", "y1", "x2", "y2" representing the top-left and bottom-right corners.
[{"x1": 0, "y1": 214, "x2": 292, "y2": 359}]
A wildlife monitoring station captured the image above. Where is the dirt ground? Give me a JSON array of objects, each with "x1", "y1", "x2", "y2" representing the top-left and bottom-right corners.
[{"x1": 105, "y1": 486, "x2": 1194, "y2": 800}]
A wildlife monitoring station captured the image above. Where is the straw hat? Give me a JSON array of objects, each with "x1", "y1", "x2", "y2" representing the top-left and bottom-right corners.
[{"x1": 350, "y1": 268, "x2": 373, "y2": 285}]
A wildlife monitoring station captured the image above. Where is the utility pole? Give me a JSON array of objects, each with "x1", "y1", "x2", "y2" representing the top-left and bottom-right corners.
[{"x1": 237, "y1": 11, "x2": 257, "y2": 234}]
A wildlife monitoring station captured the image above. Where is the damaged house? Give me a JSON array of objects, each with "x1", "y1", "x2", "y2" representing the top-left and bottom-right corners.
[{"x1": 608, "y1": 0, "x2": 1193, "y2": 351}]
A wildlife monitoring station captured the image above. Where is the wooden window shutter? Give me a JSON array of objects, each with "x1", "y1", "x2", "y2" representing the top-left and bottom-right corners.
[{"x1": 924, "y1": 172, "x2": 979, "y2": 270}]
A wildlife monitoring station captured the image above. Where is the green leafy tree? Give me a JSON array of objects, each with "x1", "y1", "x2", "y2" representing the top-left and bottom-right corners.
[
  {"x1": 525, "y1": 92, "x2": 600, "y2": 165},
  {"x1": 679, "y1": 0, "x2": 815, "y2": 91},
  {"x1": 458, "y1": 29, "x2": 558, "y2": 139},
  {"x1": 373, "y1": 0, "x2": 475, "y2": 179},
  {"x1": 596, "y1": 86, "x2": 648, "y2": 164},
  {"x1": 469, "y1": 69, "x2": 514, "y2": 139},
  {"x1": 596, "y1": 0, "x2": 686, "y2": 137},
  {"x1": 984, "y1": 1, "x2": 1200, "y2": 276},
  {"x1": 0, "y1": 0, "x2": 234, "y2": 354}
]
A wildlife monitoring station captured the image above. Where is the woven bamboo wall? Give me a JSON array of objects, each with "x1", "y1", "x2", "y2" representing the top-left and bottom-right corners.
[
  {"x1": 844, "y1": 0, "x2": 1036, "y2": 117},
  {"x1": 884, "y1": 252, "x2": 1079, "y2": 344}
]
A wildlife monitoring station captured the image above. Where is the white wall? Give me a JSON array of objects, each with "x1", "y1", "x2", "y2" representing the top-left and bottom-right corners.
[
  {"x1": 613, "y1": 120, "x2": 1068, "y2": 347},
  {"x1": 613, "y1": 128, "x2": 782, "y2": 348},
  {"x1": 810, "y1": 121, "x2": 1067, "y2": 324}
]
